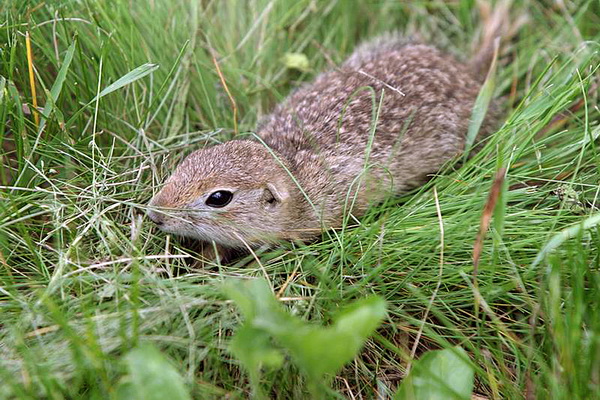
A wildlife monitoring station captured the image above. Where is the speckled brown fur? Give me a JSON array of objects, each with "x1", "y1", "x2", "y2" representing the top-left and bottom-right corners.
[{"x1": 148, "y1": 4, "x2": 510, "y2": 256}]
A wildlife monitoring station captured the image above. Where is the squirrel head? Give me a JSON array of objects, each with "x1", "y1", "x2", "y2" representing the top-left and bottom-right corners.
[{"x1": 147, "y1": 140, "x2": 299, "y2": 248}]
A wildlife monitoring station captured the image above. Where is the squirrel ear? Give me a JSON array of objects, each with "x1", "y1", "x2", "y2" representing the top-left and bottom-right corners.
[{"x1": 264, "y1": 182, "x2": 289, "y2": 205}]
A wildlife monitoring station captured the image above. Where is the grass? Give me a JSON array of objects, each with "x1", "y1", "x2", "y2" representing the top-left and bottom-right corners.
[{"x1": 0, "y1": 0, "x2": 599, "y2": 398}]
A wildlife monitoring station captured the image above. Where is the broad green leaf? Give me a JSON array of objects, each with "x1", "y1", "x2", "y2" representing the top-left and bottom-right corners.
[
  {"x1": 278, "y1": 328, "x2": 363, "y2": 381},
  {"x1": 123, "y1": 344, "x2": 192, "y2": 400},
  {"x1": 230, "y1": 325, "x2": 284, "y2": 373},
  {"x1": 93, "y1": 63, "x2": 159, "y2": 101},
  {"x1": 224, "y1": 279, "x2": 387, "y2": 384},
  {"x1": 335, "y1": 295, "x2": 387, "y2": 338},
  {"x1": 277, "y1": 296, "x2": 387, "y2": 380},
  {"x1": 114, "y1": 380, "x2": 135, "y2": 400},
  {"x1": 223, "y1": 278, "x2": 292, "y2": 329},
  {"x1": 395, "y1": 347, "x2": 474, "y2": 400}
]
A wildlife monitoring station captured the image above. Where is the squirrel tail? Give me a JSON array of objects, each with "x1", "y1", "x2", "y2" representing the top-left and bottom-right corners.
[{"x1": 469, "y1": 0, "x2": 522, "y2": 81}]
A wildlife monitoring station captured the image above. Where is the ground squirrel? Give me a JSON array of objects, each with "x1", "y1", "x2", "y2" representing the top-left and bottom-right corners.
[{"x1": 148, "y1": 3, "x2": 511, "y2": 258}]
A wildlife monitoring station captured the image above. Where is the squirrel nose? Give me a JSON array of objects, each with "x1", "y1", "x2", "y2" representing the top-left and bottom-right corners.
[{"x1": 147, "y1": 209, "x2": 164, "y2": 226}]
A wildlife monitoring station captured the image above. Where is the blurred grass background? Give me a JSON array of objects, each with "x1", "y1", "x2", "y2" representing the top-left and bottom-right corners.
[{"x1": 0, "y1": 0, "x2": 599, "y2": 398}]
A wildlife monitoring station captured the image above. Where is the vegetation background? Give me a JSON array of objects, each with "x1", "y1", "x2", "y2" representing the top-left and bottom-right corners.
[{"x1": 0, "y1": 0, "x2": 599, "y2": 398}]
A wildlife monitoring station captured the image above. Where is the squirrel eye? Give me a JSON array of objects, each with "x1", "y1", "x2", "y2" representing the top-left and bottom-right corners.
[{"x1": 205, "y1": 190, "x2": 233, "y2": 208}]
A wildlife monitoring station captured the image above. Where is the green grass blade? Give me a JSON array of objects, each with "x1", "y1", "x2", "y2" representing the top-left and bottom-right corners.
[
  {"x1": 39, "y1": 36, "x2": 77, "y2": 131},
  {"x1": 463, "y1": 41, "x2": 498, "y2": 163},
  {"x1": 531, "y1": 213, "x2": 600, "y2": 269},
  {"x1": 93, "y1": 62, "x2": 159, "y2": 101}
]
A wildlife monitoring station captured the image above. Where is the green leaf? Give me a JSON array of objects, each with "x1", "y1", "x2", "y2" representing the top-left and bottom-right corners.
[
  {"x1": 38, "y1": 38, "x2": 77, "y2": 132},
  {"x1": 93, "y1": 63, "x2": 159, "y2": 101},
  {"x1": 123, "y1": 344, "x2": 192, "y2": 400},
  {"x1": 114, "y1": 380, "x2": 135, "y2": 400},
  {"x1": 282, "y1": 52, "x2": 310, "y2": 72},
  {"x1": 40, "y1": 37, "x2": 77, "y2": 131},
  {"x1": 276, "y1": 296, "x2": 387, "y2": 381},
  {"x1": 395, "y1": 347, "x2": 474, "y2": 400},
  {"x1": 223, "y1": 278, "x2": 294, "y2": 331},
  {"x1": 224, "y1": 279, "x2": 387, "y2": 385},
  {"x1": 64, "y1": 63, "x2": 159, "y2": 131},
  {"x1": 230, "y1": 325, "x2": 284, "y2": 373},
  {"x1": 335, "y1": 295, "x2": 388, "y2": 338}
]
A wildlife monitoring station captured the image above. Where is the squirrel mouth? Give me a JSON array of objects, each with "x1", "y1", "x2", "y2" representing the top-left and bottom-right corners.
[{"x1": 150, "y1": 218, "x2": 248, "y2": 249}]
